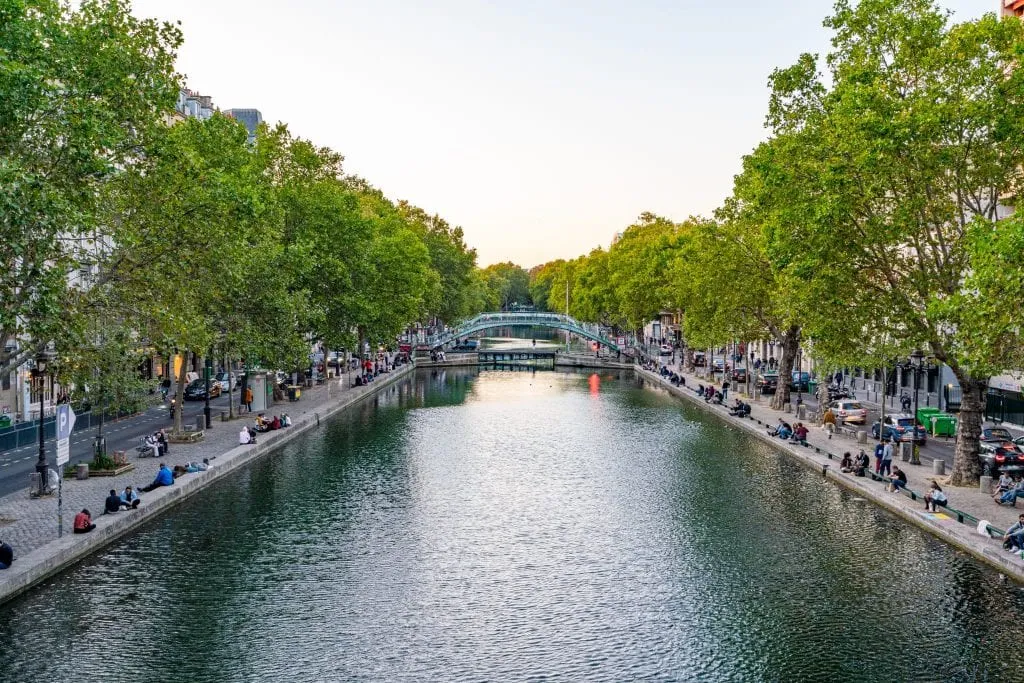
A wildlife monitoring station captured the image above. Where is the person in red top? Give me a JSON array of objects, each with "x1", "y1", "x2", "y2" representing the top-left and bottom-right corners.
[{"x1": 73, "y1": 508, "x2": 96, "y2": 534}]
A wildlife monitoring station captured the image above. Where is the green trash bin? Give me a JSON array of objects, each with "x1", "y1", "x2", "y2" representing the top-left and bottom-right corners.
[
  {"x1": 0, "y1": 414, "x2": 10, "y2": 429},
  {"x1": 917, "y1": 407, "x2": 939, "y2": 427},
  {"x1": 930, "y1": 413, "x2": 957, "y2": 437},
  {"x1": 808, "y1": 380, "x2": 818, "y2": 396}
]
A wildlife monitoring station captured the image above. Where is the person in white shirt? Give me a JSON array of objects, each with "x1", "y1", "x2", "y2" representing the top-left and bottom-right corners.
[{"x1": 239, "y1": 426, "x2": 252, "y2": 445}]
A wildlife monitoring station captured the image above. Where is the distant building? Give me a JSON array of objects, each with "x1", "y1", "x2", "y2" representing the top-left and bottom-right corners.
[
  {"x1": 1003, "y1": 0, "x2": 1024, "y2": 17},
  {"x1": 226, "y1": 109, "x2": 263, "y2": 141}
]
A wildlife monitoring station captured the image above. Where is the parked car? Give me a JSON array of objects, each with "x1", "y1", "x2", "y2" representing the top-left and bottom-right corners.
[
  {"x1": 979, "y1": 439, "x2": 1024, "y2": 476},
  {"x1": 693, "y1": 352, "x2": 706, "y2": 367},
  {"x1": 829, "y1": 400, "x2": 867, "y2": 425},
  {"x1": 871, "y1": 413, "x2": 927, "y2": 444},
  {"x1": 214, "y1": 371, "x2": 236, "y2": 392},
  {"x1": 757, "y1": 373, "x2": 779, "y2": 394},
  {"x1": 731, "y1": 367, "x2": 747, "y2": 383},
  {"x1": 184, "y1": 378, "x2": 221, "y2": 400},
  {"x1": 982, "y1": 426, "x2": 1015, "y2": 442},
  {"x1": 711, "y1": 358, "x2": 725, "y2": 373},
  {"x1": 789, "y1": 371, "x2": 811, "y2": 391},
  {"x1": 659, "y1": 344, "x2": 673, "y2": 356}
]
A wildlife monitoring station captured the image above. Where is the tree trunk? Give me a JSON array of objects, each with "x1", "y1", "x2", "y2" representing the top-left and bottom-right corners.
[
  {"x1": 684, "y1": 348, "x2": 694, "y2": 371},
  {"x1": 815, "y1": 379, "x2": 831, "y2": 423},
  {"x1": 226, "y1": 353, "x2": 235, "y2": 420},
  {"x1": 769, "y1": 327, "x2": 799, "y2": 411},
  {"x1": 174, "y1": 350, "x2": 190, "y2": 434},
  {"x1": 949, "y1": 374, "x2": 987, "y2": 486}
]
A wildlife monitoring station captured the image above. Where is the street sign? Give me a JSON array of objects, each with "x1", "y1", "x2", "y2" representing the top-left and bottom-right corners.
[
  {"x1": 56, "y1": 404, "x2": 76, "y2": 441},
  {"x1": 617, "y1": 337, "x2": 626, "y2": 347},
  {"x1": 56, "y1": 438, "x2": 69, "y2": 466}
]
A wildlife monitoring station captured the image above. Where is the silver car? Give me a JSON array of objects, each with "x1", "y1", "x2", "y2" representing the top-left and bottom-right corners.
[{"x1": 829, "y1": 400, "x2": 867, "y2": 425}]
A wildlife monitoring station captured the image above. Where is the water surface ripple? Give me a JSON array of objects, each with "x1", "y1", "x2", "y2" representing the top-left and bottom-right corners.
[{"x1": 1, "y1": 369, "x2": 1022, "y2": 682}]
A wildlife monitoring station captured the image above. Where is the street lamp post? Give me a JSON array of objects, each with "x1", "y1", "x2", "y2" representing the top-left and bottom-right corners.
[
  {"x1": 795, "y1": 347, "x2": 803, "y2": 408},
  {"x1": 748, "y1": 349, "x2": 754, "y2": 397},
  {"x1": 204, "y1": 355, "x2": 213, "y2": 429},
  {"x1": 910, "y1": 349, "x2": 924, "y2": 465},
  {"x1": 33, "y1": 350, "x2": 53, "y2": 496}
]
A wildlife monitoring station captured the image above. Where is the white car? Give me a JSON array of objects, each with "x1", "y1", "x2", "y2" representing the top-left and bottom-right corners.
[
  {"x1": 659, "y1": 344, "x2": 673, "y2": 356},
  {"x1": 215, "y1": 371, "x2": 236, "y2": 392},
  {"x1": 829, "y1": 399, "x2": 867, "y2": 425}
]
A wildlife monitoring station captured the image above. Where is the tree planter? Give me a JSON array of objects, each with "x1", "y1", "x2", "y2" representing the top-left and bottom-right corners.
[{"x1": 63, "y1": 463, "x2": 135, "y2": 479}]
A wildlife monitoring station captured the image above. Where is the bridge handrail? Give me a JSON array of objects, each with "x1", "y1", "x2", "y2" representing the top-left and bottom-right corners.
[{"x1": 428, "y1": 312, "x2": 622, "y2": 352}]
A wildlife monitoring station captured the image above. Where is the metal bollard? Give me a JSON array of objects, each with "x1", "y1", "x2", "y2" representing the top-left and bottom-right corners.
[
  {"x1": 979, "y1": 475, "x2": 992, "y2": 493},
  {"x1": 933, "y1": 459, "x2": 946, "y2": 476}
]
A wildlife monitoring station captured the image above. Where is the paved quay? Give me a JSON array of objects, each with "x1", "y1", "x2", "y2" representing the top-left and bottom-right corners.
[
  {"x1": 0, "y1": 363, "x2": 414, "y2": 605},
  {"x1": 637, "y1": 362, "x2": 1024, "y2": 583}
]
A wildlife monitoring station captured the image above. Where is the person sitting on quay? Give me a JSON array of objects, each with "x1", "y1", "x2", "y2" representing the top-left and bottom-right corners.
[
  {"x1": 281, "y1": 414, "x2": 292, "y2": 427},
  {"x1": 711, "y1": 390, "x2": 724, "y2": 405},
  {"x1": 197, "y1": 458, "x2": 213, "y2": 471},
  {"x1": 994, "y1": 472, "x2": 1015, "y2": 496},
  {"x1": 792, "y1": 423, "x2": 809, "y2": 446},
  {"x1": 73, "y1": 508, "x2": 96, "y2": 534},
  {"x1": 140, "y1": 463, "x2": 174, "y2": 492},
  {"x1": 840, "y1": 452, "x2": 854, "y2": 473},
  {"x1": 888, "y1": 466, "x2": 908, "y2": 493},
  {"x1": 768, "y1": 419, "x2": 792, "y2": 439},
  {"x1": 854, "y1": 450, "x2": 870, "y2": 477},
  {"x1": 255, "y1": 414, "x2": 270, "y2": 433},
  {"x1": 0, "y1": 539, "x2": 13, "y2": 569},
  {"x1": 104, "y1": 489, "x2": 123, "y2": 514},
  {"x1": 271, "y1": 415, "x2": 281, "y2": 430},
  {"x1": 157, "y1": 429, "x2": 169, "y2": 457},
  {"x1": 822, "y1": 407, "x2": 836, "y2": 438},
  {"x1": 1003, "y1": 514, "x2": 1024, "y2": 552},
  {"x1": 924, "y1": 481, "x2": 948, "y2": 512},
  {"x1": 240, "y1": 425, "x2": 254, "y2": 445},
  {"x1": 995, "y1": 477, "x2": 1024, "y2": 506},
  {"x1": 121, "y1": 486, "x2": 141, "y2": 510}
]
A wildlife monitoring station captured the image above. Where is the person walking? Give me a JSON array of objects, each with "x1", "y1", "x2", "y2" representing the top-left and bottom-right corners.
[
  {"x1": 880, "y1": 439, "x2": 895, "y2": 477},
  {"x1": 822, "y1": 407, "x2": 836, "y2": 438},
  {"x1": 874, "y1": 441, "x2": 885, "y2": 474}
]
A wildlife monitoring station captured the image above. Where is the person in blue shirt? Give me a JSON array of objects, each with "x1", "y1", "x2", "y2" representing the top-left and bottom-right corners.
[
  {"x1": 1003, "y1": 514, "x2": 1024, "y2": 552},
  {"x1": 140, "y1": 463, "x2": 174, "y2": 492},
  {"x1": 120, "y1": 486, "x2": 141, "y2": 510}
]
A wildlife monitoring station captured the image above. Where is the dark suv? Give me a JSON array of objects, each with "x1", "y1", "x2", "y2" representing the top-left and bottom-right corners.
[
  {"x1": 979, "y1": 426, "x2": 1024, "y2": 476},
  {"x1": 757, "y1": 373, "x2": 779, "y2": 394}
]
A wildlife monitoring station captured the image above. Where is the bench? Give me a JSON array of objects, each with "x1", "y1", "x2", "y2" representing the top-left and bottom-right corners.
[{"x1": 135, "y1": 438, "x2": 157, "y2": 458}]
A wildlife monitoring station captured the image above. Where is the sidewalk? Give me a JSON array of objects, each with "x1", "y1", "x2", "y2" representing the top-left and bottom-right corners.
[
  {"x1": 638, "y1": 362, "x2": 1024, "y2": 582},
  {"x1": 0, "y1": 361, "x2": 414, "y2": 604}
]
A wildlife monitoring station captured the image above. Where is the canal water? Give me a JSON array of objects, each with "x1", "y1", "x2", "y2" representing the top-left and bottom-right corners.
[{"x1": 1, "y1": 368, "x2": 1023, "y2": 682}]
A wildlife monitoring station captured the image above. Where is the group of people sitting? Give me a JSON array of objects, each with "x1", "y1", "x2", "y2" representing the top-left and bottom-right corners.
[
  {"x1": 143, "y1": 430, "x2": 170, "y2": 458},
  {"x1": 428, "y1": 350, "x2": 447, "y2": 363},
  {"x1": 728, "y1": 398, "x2": 752, "y2": 418},
  {"x1": 102, "y1": 486, "x2": 142, "y2": 515},
  {"x1": 658, "y1": 366, "x2": 685, "y2": 387},
  {"x1": 695, "y1": 384, "x2": 724, "y2": 405},
  {"x1": 767, "y1": 419, "x2": 809, "y2": 445},
  {"x1": 993, "y1": 473, "x2": 1024, "y2": 506},
  {"x1": 239, "y1": 414, "x2": 291, "y2": 444},
  {"x1": 836, "y1": 449, "x2": 949, "y2": 510}
]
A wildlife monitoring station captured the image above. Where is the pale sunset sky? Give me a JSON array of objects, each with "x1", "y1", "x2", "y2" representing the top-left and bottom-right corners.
[{"x1": 130, "y1": 0, "x2": 993, "y2": 267}]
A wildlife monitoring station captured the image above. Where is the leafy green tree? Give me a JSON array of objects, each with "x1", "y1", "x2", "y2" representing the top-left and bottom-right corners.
[
  {"x1": 480, "y1": 262, "x2": 531, "y2": 311},
  {"x1": 106, "y1": 114, "x2": 282, "y2": 433},
  {"x1": 399, "y1": 202, "x2": 478, "y2": 325},
  {"x1": 767, "y1": 0, "x2": 1024, "y2": 483},
  {"x1": 0, "y1": 0, "x2": 181, "y2": 375}
]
